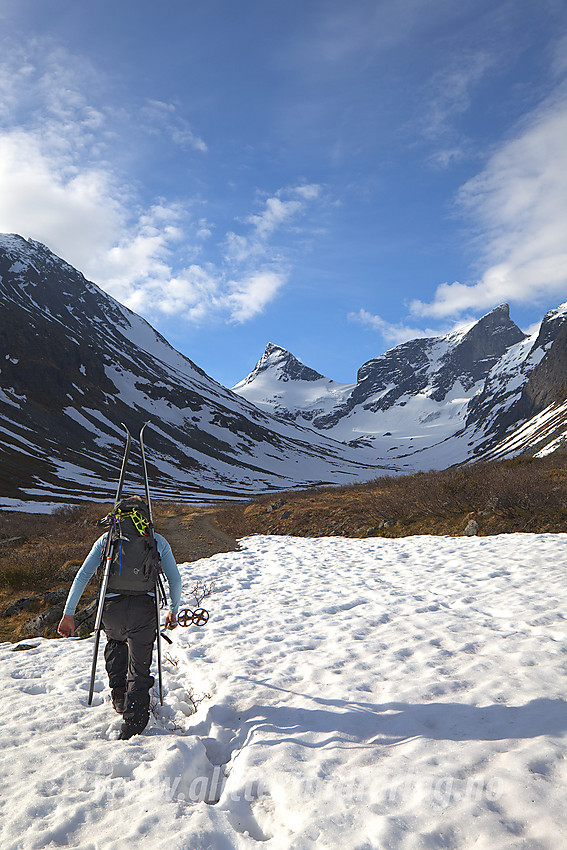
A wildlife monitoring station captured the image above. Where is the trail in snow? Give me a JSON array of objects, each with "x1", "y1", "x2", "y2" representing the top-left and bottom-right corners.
[{"x1": 1, "y1": 534, "x2": 566, "y2": 849}]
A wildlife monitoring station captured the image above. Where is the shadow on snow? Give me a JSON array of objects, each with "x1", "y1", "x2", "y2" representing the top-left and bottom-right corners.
[{"x1": 223, "y1": 679, "x2": 567, "y2": 750}]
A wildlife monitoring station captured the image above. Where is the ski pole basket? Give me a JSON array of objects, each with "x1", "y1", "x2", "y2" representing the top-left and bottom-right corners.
[{"x1": 176, "y1": 607, "x2": 210, "y2": 627}]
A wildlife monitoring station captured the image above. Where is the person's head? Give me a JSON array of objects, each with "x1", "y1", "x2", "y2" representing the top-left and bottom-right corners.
[
  {"x1": 115, "y1": 495, "x2": 150, "y2": 517},
  {"x1": 99, "y1": 495, "x2": 149, "y2": 527}
]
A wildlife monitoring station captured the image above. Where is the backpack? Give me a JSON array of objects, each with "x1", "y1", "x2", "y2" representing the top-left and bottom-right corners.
[{"x1": 102, "y1": 499, "x2": 160, "y2": 596}]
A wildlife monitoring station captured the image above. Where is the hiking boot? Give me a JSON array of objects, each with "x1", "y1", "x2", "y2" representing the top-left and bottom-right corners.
[
  {"x1": 118, "y1": 692, "x2": 150, "y2": 739},
  {"x1": 118, "y1": 713, "x2": 149, "y2": 740},
  {"x1": 111, "y1": 688, "x2": 126, "y2": 714}
]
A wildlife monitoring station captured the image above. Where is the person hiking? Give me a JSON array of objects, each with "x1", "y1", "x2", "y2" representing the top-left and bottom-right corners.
[{"x1": 57, "y1": 495, "x2": 182, "y2": 740}]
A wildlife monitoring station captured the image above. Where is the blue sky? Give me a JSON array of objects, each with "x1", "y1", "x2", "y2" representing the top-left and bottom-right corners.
[{"x1": 1, "y1": 0, "x2": 566, "y2": 387}]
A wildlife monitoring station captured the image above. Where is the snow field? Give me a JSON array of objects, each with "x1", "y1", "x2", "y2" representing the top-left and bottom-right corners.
[{"x1": 1, "y1": 533, "x2": 566, "y2": 849}]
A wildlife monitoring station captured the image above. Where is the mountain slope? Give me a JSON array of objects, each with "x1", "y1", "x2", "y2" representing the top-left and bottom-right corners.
[
  {"x1": 472, "y1": 309, "x2": 567, "y2": 461},
  {"x1": 0, "y1": 235, "x2": 392, "y2": 508}
]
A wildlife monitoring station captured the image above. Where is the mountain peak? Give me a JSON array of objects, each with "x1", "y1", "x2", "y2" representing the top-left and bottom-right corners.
[
  {"x1": 235, "y1": 343, "x2": 326, "y2": 388},
  {"x1": 0, "y1": 233, "x2": 36, "y2": 266},
  {"x1": 472, "y1": 302, "x2": 512, "y2": 331},
  {"x1": 0, "y1": 232, "x2": 54, "y2": 258},
  {"x1": 487, "y1": 302, "x2": 510, "y2": 316},
  {"x1": 264, "y1": 341, "x2": 287, "y2": 357},
  {"x1": 454, "y1": 302, "x2": 526, "y2": 356}
]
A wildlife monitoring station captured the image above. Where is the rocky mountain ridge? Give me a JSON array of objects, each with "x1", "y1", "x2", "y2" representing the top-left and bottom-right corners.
[{"x1": 234, "y1": 303, "x2": 567, "y2": 466}]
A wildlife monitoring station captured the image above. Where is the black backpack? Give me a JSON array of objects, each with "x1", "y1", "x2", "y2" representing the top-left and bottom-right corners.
[{"x1": 102, "y1": 499, "x2": 160, "y2": 596}]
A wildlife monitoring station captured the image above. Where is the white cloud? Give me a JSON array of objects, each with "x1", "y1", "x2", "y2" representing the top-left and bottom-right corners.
[
  {"x1": 114, "y1": 263, "x2": 286, "y2": 326},
  {"x1": 348, "y1": 309, "x2": 442, "y2": 346},
  {"x1": 427, "y1": 146, "x2": 468, "y2": 169},
  {"x1": 123, "y1": 263, "x2": 220, "y2": 321},
  {"x1": 196, "y1": 218, "x2": 213, "y2": 240},
  {"x1": 249, "y1": 196, "x2": 303, "y2": 241},
  {"x1": 417, "y1": 50, "x2": 497, "y2": 170},
  {"x1": 0, "y1": 130, "x2": 124, "y2": 262},
  {"x1": 140, "y1": 99, "x2": 207, "y2": 152},
  {"x1": 348, "y1": 307, "x2": 480, "y2": 348},
  {"x1": 0, "y1": 126, "x2": 199, "y2": 319},
  {"x1": 422, "y1": 51, "x2": 495, "y2": 144},
  {"x1": 412, "y1": 85, "x2": 567, "y2": 318},
  {"x1": 224, "y1": 184, "x2": 322, "y2": 264},
  {"x1": 293, "y1": 184, "x2": 322, "y2": 201},
  {"x1": 227, "y1": 271, "x2": 287, "y2": 323},
  {"x1": 295, "y1": 0, "x2": 443, "y2": 68},
  {"x1": 552, "y1": 33, "x2": 567, "y2": 77},
  {"x1": 0, "y1": 44, "x2": 313, "y2": 326}
]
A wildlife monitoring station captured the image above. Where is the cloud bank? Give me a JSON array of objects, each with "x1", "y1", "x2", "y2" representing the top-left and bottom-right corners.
[
  {"x1": 412, "y1": 85, "x2": 567, "y2": 319},
  {"x1": 0, "y1": 44, "x2": 318, "y2": 325}
]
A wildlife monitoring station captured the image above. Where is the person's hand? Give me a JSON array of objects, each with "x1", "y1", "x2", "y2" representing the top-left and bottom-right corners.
[
  {"x1": 57, "y1": 614, "x2": 75, "y2": 637},
  {"x1": 164, "y1": 611, "x2": 178, "y2": 630}
]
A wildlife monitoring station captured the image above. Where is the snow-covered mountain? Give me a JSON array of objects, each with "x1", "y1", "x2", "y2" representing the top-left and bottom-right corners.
[
  {"x1": 0, "y1": 235, "x2": 393, "y2": 508},
  {"x1": 2, "y1": 232, "x2": 566, "y2": 509},
  {"x1": 232, "y1": 342, "x2": 355, "y2": 427},
  {"x1": 233, "y1": 303, "x2": 567, "y2": 467}
]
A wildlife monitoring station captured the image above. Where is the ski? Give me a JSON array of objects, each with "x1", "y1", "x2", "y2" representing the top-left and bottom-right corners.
[
  {"x1": 140, "y1": 422, "x2": 164, "y2": 706},
  {"x1": 88, "y1": 423, "x2": 131, "y2": 706}
]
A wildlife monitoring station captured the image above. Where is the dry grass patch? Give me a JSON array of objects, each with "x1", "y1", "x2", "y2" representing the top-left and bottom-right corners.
[{"x1": 214, "y1": 453, "x2": 567, "y2": 540}]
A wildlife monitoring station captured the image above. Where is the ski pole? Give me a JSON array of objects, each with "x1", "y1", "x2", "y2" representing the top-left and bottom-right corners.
[
  {"x1": 88, "y1": 424, "x2": 131, "y2": 706},
  {"x1": 139, "y1": 422, "x2": 164, "y2": 706}
]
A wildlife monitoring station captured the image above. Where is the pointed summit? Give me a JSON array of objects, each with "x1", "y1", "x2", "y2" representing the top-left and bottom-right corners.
[
  {"x1": 462, "y1": 302, "x2": 524, "y2": 342},
  {"x1": 232, "y1": 343, "x2": 352, "y2": 425},
  {"x1": 234, "y1": 343, "x2": 326, "y2": 389},
  {"x1": 446, "y1": 302, "x2": 526, "y2": 366}
]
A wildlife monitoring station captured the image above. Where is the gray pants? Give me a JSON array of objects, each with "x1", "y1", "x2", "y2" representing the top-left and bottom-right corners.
[{"x1": 102, "y1": 594, "x2": 157, "y2": 719}]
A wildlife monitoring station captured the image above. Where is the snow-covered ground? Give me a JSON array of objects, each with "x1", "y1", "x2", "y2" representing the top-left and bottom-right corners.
[{"x1": 2, "y1": 533, "x2": 566, "y2": 849}]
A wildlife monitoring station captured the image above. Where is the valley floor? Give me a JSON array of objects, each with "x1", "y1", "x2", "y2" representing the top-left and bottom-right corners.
[{"x1": 1, "y1": 533, "x2": 566, "y2": 849}]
